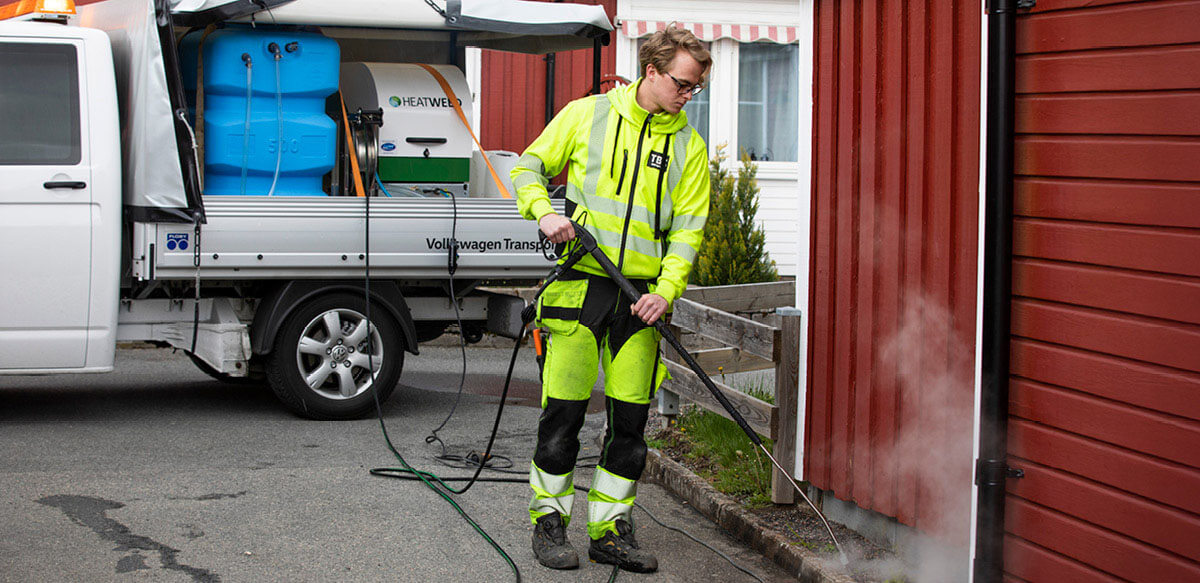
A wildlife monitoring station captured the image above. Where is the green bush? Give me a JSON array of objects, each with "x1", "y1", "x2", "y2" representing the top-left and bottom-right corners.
[{"x1": 693, "y1": 146, "x2": 779, "y2": 287}]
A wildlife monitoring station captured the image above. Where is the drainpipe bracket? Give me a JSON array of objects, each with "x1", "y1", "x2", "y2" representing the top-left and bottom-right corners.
[
  {"x1": 986, "y1": 0, "x2": 1035, "y2": 14},
  {"x1": 975, "y1": 458, "x2": 1025, "y2": 487}
]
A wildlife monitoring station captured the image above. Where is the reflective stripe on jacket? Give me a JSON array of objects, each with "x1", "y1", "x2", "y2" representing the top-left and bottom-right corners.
[{"x1": 511, "y1": 79, "x2": 710, "y2": 308}]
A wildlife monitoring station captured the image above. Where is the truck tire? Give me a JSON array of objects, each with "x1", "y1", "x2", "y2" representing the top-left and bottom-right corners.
[{"x1": 266, "y1": 292, "x2": 404, "y2": 419}]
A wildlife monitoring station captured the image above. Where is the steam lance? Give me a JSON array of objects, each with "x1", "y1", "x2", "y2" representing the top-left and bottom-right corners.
[{"x1": 541, "y1": 221, "x2": 852, "y2": 567}]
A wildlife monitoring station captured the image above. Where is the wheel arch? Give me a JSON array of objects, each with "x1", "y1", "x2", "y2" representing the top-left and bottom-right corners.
[{"x1": 250, "y1": 280, "x2": 419, "y2": 357}]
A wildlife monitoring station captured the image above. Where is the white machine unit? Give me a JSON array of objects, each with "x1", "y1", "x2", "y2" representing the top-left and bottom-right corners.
[{"x1": 340, "y1": 62, "x2": 473, "y2": 193}]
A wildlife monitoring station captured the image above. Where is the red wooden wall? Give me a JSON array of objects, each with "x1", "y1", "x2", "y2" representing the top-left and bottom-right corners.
[
  {"x1": 1005, "y1": 0, "x2": 1200, "y2": 580},
  {"x1": 479, "y1": 0, "x2": 618, "y2": 156},
  {"x1": 807, "y1": 0, "x2": 982, "y2": 544}
]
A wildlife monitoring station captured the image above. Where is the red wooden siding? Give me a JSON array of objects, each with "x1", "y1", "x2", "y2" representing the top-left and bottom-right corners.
[
  {"x1": 479, "y1": 0, "x2": 617, "y2": 156},
  {"x1": 1008, "y1": 0, "x2": 1200, "y2": 580},
  {"x1": 807, "y1": 0, "x2": 982, "y2": 543}
]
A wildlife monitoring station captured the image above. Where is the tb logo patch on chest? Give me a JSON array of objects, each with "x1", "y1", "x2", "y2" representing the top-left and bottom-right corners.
[{"x1": 647, "y1": 151, "x2": 669, "y2": 171}]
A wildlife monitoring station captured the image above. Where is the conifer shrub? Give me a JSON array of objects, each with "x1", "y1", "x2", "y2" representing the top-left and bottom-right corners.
[{"x1": 692, "y1": 146, "x2": 779, "y2": 286}]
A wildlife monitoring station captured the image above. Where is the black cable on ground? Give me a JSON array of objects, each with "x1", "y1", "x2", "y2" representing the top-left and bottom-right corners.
[
  {"x1": 370, "y1": 466, "x2": 767, "y2": 583},
  {"x1": 422, "y1": 189, "x2": 517, "y2": 474},
  {"x1": 424, "y1": 188, "x2": 468, "y2": 454},
  {"x1": 361, "y1": 188, "x2": 522, "y2": 582}
]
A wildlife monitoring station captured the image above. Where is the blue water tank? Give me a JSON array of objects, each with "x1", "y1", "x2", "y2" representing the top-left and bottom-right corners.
[{"x1": 199, "y1": 27, "x2": 339, "y2": 196}]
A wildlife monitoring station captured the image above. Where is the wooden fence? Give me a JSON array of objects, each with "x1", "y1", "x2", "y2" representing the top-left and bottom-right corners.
[{"x1": 657, "y1": 280, "x2": 801, "y2": 504}]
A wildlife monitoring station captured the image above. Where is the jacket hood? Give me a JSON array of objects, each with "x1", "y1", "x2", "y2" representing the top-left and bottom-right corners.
[{"x1": 606, "y1": 79, "x2": 689, "y2": 134}]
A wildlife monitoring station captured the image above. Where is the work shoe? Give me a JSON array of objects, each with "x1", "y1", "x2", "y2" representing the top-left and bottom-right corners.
[
  {"x1": 588, "y1": 519, "x2": 658, "y2": 573},
  {"x1": 532, "y1": 512, "x2": 579, "y2": 570}
]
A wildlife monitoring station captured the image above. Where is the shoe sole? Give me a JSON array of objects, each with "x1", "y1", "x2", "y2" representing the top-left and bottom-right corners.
[
  {"x1": 535, "y1": 550, "x2": 580, "y2": 570},
  {"x1": 537, "y1": 559, "x2": 580, "y2": 570},
  {"x1": 588, "y1": 549, "x2": 658, "y2": 573}
]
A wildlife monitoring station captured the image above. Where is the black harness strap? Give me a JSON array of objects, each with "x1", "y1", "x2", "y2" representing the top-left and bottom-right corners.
[{"x1": 653, "y1": 133, "x2": 674, "y2": 259}]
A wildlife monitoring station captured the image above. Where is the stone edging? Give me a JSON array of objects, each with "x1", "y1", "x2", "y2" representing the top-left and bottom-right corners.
[{"x1": 643, "y1": 448, "x2": 857, "y2": 583}]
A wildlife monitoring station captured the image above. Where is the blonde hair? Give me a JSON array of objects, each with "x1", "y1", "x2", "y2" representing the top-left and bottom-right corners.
[{"x1": 638, "y1": 26, "x2": 712, "y2": 81}]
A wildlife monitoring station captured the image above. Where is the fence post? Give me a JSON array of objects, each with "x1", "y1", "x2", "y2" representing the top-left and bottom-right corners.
[
  {"x1": 657, "y1": 324, "x2": 683, "y2": 425},
  {"x1": 770, "y1": 307, "x2": 802, "y2": 504}
]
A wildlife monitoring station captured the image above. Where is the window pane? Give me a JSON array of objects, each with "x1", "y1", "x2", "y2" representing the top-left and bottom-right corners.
[
  {"x1": 737, "y1": 42, "x2": 798, "y2": 162},
  {"x1": 0, "y1": 42, "x2": 80, "y2": 165}
]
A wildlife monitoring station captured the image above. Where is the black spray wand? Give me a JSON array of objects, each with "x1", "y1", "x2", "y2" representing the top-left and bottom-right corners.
[{"x1": 550, "y1": 221, "x2": 851, "y2": 567}]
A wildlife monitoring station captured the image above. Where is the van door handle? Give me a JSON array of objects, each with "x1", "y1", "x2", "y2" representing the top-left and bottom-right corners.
[
  {"x1": 44, "y1": 181, "x2": 87, "y2": 190},
  {"x1": 405, "y1": 137, "x2": 448, "y2": 144}
]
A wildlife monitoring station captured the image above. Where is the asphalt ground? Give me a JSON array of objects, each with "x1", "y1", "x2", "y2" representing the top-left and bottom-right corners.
[{"x1": 0, "y1": 345, "x2": 796, "y2": 583}]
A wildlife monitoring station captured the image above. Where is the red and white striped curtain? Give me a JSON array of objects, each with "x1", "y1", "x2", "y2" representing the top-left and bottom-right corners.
[{"x1": 618, "y1": 19, "x2": 798, "y2": 44}]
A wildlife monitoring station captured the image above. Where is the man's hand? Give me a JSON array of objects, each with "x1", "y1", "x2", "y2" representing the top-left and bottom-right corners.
[
  {"x1": 631, "y1": 293, "x2": 669, "y2": 325},
  {"x1": 538, "y1": 213, "x2": 576, "y2": 244}
]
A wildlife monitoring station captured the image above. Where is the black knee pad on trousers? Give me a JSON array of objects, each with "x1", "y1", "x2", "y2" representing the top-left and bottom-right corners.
[
  {"x1": 533, "y1": 397, "x2": 590, "y2": 475},
  {"x1": 599, "y1": 397, "x2": 650, "y2": 481}
]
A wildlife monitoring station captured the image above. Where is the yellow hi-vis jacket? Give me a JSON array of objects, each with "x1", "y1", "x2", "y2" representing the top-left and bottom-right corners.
[{"x1": 512, "y1": 80, "x2": 710, "y2": 308}]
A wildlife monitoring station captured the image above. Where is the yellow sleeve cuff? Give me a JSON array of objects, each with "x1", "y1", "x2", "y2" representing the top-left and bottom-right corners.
[
  {"x1": 653, "y1": 281, "x2": 680, "y2": 309},
  {"x1": 529, "y1": 199, "x2": 556, "y2": 223}
]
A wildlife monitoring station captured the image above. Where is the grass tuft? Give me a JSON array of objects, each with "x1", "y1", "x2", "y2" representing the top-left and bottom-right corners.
[{"x1": 665, "y1": 378, "x2": 776, "y2": 508}]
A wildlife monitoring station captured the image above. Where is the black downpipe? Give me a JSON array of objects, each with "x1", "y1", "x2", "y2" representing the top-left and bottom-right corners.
[
  {"x1": 592, "y1": 36, "x2": 603, "y2": 95},
  {"x1": 974, "y1": 1, "x2": 1026, "y2": 582},
  {"x1": 545, "y1": 52, "x2": 556, "y2": 126}
]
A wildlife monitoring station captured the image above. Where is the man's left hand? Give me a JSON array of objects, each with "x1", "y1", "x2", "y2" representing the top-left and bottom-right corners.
[{"x1": 631, "y1": 293, "x2": 669, "y2": 325}]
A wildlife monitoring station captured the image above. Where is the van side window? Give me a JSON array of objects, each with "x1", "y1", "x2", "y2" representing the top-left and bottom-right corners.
[{"x1": 0, "y1": 42, "x2": 81, "y2": 165}]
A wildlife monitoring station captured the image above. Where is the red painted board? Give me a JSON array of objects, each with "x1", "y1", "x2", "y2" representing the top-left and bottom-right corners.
[
  {"x1": 1018, "y1": 1, "x2": 1200, "y2": 54},
  {"x1": 1012, "y1": 258, "x2": 1200, "y2": 325},
  {"x1": 1016, "y1": 92, "x2": 1200, "y2": 137},
  {"x1": 1015, "y1": 136, "x2": 1200, "y2": 183},
  {"x1": 829, "y1": 0, "x2": 858, "y2": 501},
  {"x1": 850, "y1": 0, "x2": 880, "y2": 510},
  {"x1": 1013, "y1": 218, "x2": 1200, "y2": 278},
  {"x1": 1008, "y1": 457, "x2": 1200, "y2": 561},
  {"x1": 1009, "y1": 418, "x2": 1200, "y2": 514},
  {"x1": 1011, "y1": 339, "x2": 1200, "y2": 421},
  {"x1": 1005, "y1": 534, "x2": 1126, "y2": 583},
  {"x1": 1016, "y1": 46, "x2": 1200, "y2": 93},
  {"x1": 1005, "y1": 496, "x2": 1200, "y2": 582},
  {"x1": 1012, "y1": 299, "x2": 1200, "y2": 372},
  {"x1": 871, "y1": 0, "x2": 906, "y2": 519},
  {"x1": 896, "y1": 0, "x2": 930, "y2": 528},
  {"x1": 1023, "y1": 0, "x2": 1141, "y2": 12},
  {"x1": 1014, "y1": 177, "x2": 1200, "y2": 230},
  {"x1": 1009, "y1": 378, "x2": 1200, "y2": 467}
]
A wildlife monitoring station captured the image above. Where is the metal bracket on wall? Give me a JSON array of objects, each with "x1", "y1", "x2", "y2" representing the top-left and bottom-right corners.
[
  {"x1": 975, "y1": 458, "x2": 1026, "y2": 487},
  {"x1": 986, "y1": 0, "x2": 1036, "y2": 13}
]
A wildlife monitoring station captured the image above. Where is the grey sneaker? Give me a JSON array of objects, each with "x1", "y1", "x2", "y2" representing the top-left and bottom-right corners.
[
  {"x1": 532, "y1": 512, "x2": 579, "y2": 570},
  {"x1": 588, "y1": 519, "x2": 658, "y2": 573}
]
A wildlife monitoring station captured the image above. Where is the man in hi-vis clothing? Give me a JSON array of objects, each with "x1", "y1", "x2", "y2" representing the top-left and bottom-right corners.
[{"x1": 512, "y1": 28, "x2": 711, "y2": 573}]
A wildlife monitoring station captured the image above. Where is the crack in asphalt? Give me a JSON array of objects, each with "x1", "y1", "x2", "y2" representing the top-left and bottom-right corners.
[
  {"x1": 168, "y1": 491, "x2": 248, "y2": 502},
  {"x1": 37, "y1": 494, "x2": 219, "y2": 583}
]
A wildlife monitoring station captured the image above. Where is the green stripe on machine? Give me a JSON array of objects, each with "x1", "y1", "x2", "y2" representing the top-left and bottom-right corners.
[{"x1": 378, "y1": 157, "x2": 470, "y2": 183}]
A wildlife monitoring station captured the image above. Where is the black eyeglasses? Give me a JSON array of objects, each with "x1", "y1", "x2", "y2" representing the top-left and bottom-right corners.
[{"x1": 665, "y1": 72, "x2": 704, "y2": 96}]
